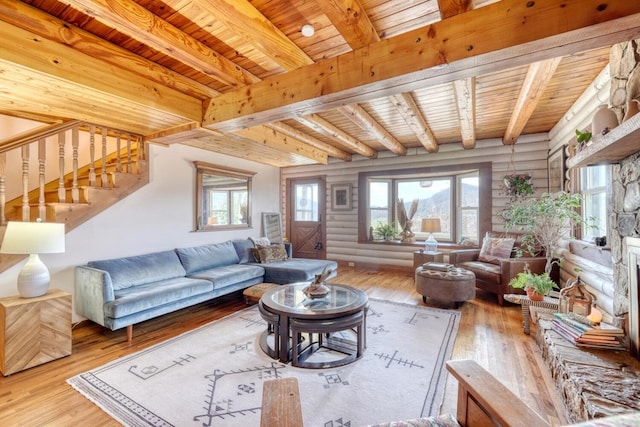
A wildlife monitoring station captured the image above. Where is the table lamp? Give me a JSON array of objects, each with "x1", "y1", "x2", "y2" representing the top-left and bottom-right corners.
[
  {"x1": 421, "y1": 218, "x2": 441, "y2": 253},
  {"x1": 0, "y1": 220, "x2": 65, "y2": 298}
]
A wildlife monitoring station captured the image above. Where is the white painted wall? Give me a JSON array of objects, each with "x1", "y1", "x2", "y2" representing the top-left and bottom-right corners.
[{"x1": 0, "y1": 136, "x2": 281, "y2": 320}]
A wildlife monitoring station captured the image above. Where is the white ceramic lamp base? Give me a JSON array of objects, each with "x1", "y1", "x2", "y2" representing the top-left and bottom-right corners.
[{"x1": 17, "y1": 254, "x2": 51, "y2": 298}]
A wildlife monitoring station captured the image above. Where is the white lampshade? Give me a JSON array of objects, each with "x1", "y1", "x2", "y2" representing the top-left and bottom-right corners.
[{"x1": 1, "y1": 221, "x2": 65, "y2": 298}]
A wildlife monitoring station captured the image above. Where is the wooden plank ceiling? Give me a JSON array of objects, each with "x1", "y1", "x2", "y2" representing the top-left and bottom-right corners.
[{"x1": 0, "y1": 0, "x2": 639, "y2": 167}]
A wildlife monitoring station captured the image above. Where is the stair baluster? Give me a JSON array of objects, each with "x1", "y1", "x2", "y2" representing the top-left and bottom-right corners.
[
  {"x1": 101, "y1": 127, "x2": 108, "y2": 187},
  {"x1": 116, "y1": 134, "x2": 122, "y2": 173},
  {"x1": 37, "y1": 139, "x2": 46, "y2": 220},
  {"x1": 21, "y1": 145, "x2": 29, "y2": 221},
  {"x1": 72, "y1": 128, "x2": 79, "y2": 203},
  {"x1": 58, "y1": 132, "x2": 66, "y2": 203},
  {"x1": 126, "y1": 133, "x2": 132, "y2": 174},
  {"x1": 0, "y1": 152, "x2": 5, "y2": 225},
  {"x1": 89, "y1": 125, "x2": 96, "y2": 186}
]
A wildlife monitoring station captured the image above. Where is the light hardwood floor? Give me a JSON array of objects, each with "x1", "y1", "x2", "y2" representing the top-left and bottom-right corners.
[{"x1": 0, "y1": 267, "x2": 569, "y2": 426}]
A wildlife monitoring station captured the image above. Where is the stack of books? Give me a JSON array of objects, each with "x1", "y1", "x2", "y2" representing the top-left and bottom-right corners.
[{"x1": 552, "y1": 313, "x2": 625, "y2": 350}]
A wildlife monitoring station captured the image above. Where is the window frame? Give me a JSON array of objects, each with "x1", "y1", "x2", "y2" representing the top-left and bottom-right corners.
[
  {"x1": 578, "y1": 164, "x2": 611, "y2": 243},
  {"x1": 357, "y1": 162, "x2": 492, "y2": 245},
  {"x1": 194, "y1": 161, "x2": 256, "y2": 232}
]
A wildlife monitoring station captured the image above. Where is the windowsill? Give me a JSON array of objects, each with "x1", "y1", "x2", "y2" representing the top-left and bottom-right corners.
[{"x1": 364, "y1": 240, "x2": 479, "y2": 251}]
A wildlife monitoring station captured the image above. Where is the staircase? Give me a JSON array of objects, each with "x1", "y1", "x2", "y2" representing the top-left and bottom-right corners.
[{"x1": 0, "y1": 121, "x2": 149, "y2": 274}]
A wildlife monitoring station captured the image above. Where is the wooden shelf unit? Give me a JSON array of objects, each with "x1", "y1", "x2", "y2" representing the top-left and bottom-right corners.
[
  {"x1": 0, "y1": 289, "x2": 72, "y2": 376},
  {"x1": 567, "y1": 113, "x2": 640, "y2": 168}
]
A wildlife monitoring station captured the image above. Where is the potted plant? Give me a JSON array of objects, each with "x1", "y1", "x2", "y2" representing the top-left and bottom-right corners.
[
  {"x1": 374, "y1": 222, "x2": 398, "y2": 241},
  {"x1": 504, "y1": 192, "x2": 594, "y2": 275},
  {"x1": 508, "y1": 264, "x2": 559, "y2": 301},
  {"x1": 502, "y1": 173, "x2": 534, "y2": 198}
]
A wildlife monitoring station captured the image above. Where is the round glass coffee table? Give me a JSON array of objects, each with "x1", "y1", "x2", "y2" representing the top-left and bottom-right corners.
[{"x1": 258, "y1": 282, "x2": 368, "y2": 368}]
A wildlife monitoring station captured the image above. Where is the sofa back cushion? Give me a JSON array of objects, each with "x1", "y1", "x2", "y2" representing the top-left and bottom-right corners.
[
  {"x1": 232, "y1": 239, "x2": 258, "y2": 263},
  {"x1": 175, "y1": 241, "x2": 240, "y2": 274},
  {"x1": 87, "y1": 250, "x2": 186, "y2": 290}
]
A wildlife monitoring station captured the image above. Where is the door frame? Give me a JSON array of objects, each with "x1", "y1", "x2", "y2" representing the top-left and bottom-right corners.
[{"x1": 286, "y1": 176, "x2": 326, "y2": 259}]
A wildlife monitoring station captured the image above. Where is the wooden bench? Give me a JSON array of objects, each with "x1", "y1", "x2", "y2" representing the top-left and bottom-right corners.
[{"x1": 260, "y1": 377, "x2": 303, "y2": 427}]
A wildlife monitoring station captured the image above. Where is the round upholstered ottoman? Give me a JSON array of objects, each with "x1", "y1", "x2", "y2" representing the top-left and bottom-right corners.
[{"x1": 415, "y1": 266, "x2": 476, "y2": 307}]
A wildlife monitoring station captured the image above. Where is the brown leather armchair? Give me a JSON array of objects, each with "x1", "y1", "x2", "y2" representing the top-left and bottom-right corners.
[{"x1": 448, "y1": 233, "x2": 547, "y2": 305}]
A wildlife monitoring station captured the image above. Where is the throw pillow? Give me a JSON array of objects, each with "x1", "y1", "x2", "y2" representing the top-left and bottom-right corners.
[
  {"x1": 256, "y1": 244, "x2": 288, "y2": 263},
  {"x1": 478, "y1": 236, "x2": 515, "y2": 265},
  {"x1": 249, "y1": 236, "x2": 271, "y2": 247}
]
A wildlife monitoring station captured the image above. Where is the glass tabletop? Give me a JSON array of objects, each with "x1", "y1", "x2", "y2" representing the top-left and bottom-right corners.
[{"x1": 261, "y1": 282, "x2": 368, "y2": 318}]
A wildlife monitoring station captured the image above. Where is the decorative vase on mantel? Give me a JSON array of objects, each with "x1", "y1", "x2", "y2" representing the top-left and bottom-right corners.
[
  {"x1": 623, "y1": 99, "x2": 640, "y2": 123},
  {"x1": 591, "y1": 104, "x2": 618, "y2": 137}
]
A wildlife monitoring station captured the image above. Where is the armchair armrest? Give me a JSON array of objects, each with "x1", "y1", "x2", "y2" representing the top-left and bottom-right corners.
[
  {"x1": 449, "y1": 249, "x2": 481, "y2": 265},
  {"x1": 500, "y1": 257, "x2": 547, "y2": 290},
  {"x1": 446, "y1": 359, "x2": 549, "y2": 427}
]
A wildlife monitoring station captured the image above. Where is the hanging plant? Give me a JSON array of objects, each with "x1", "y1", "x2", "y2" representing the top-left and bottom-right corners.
[{"x1": 503, "y1": 173, "x2": 534, "y2": 198}]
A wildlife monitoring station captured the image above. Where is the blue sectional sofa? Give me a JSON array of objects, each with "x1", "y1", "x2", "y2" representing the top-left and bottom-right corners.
[{"x1": 75, "y1": 239, "x2": 337, "y2": 340}]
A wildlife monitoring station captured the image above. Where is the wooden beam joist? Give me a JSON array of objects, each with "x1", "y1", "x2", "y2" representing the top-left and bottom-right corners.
[
  {"x1": 59, "y1": 0, "x2": 259, "y2": 87},
  {"x1": 233, "y1": 125, "x2": 328, "y2": 164},
  {"x1": 503, "y1": 58, "x2": 563, "y2": 145},
  {"x1": 266, "y1": 122, "x2": 352, "y2": 161},
  {"x1": 338, "y1": 104, "x2": 406, "y2": 155},
  {"x1": 295, "y1": 115, "x2": 378, "y2": 158},
  {"x1": 198, "y1": 0, "x2": 312, "y2": 71},
  {"x1": 315, "y1": 0, "x2": 381, "y2": 47},
  {"x1": 453, "y1": 77, "x2": 476, "y2": 149},
  {"x1": 437, "y1": 0, "x2": 473, "y2": 20},
  {"x1": 203, "y1": 0, "x2": 640, "y2": 132},
  {"x1": 389, "y1": 93, "x2": 439, "y2": 153},
  {"x1": 0, "y1": 0, "x2": 219, "y2": 101}
]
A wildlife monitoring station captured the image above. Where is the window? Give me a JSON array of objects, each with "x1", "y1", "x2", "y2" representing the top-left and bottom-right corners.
[
  {"x1": 294, "y1": 182, "x2": 319, "y2": 221},
  {"x1": 580, "y1": 165, "x2": 609, "y2": 242},
  {"x1": 358, "y1": 163, "x2": 491, "y2": 245},
  {"x1": 194, "y1": 161, "x2": 256, "y2": 231}
]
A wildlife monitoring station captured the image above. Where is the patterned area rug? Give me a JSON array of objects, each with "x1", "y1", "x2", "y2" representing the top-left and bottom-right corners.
[{"x1": 68, "y1": 299, "x2": 460, "y2": 427}]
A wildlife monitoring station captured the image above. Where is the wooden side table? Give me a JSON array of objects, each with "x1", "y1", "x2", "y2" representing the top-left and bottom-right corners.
[
  {"x1": 0, "y1": 289, "x2": 72, "y2": 376},
  {"x1": 413, "y1": 250, "x2": 444, "y2": 269},
  {"x1": 503, "y1": 293, "x2": 560, "y2": 335}
]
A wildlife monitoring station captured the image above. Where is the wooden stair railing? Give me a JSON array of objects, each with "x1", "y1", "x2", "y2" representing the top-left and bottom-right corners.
[{"x1": 0, "y1": 121, "x2": 149, "y2": 274}]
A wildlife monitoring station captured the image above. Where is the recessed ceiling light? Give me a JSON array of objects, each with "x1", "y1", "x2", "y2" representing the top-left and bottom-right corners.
[{"x1": 301, "y1": 24, "x2": 315, "y2": 37}]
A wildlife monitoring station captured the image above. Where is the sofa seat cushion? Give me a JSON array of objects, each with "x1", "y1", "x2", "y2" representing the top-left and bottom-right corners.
[
  {"x1": 88, "y1": 250, "x2": 187, "y2": 291},
  {"x1": 106, "y1": 277, "x2": 213, "y2": 318},
  {"x1": 175, "y1": 241, "x2": 240, "y2": 274},
  {"x1": 457, "y1": 260, "x2": 500, "y2": 284},
  {"x1": 254, "y1": 259, "x2": 338, "y2": 284},
  {"x1": 187, "y1": 264, "x2": 265, "y2": 289}
]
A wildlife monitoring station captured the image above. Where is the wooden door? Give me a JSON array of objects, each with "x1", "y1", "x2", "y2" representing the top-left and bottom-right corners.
[{"x1": 286, "y1": 177, "x2": 326, "y2": 259}]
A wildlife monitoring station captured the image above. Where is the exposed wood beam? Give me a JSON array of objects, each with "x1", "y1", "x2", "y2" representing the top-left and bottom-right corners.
[
  {"x1": 197, "y1": 0, "x2": 313, "y2": 71},
  {"x1": 388, "y1": 93, "x2": 438, "y2": 153},
  {"x1": 266, "y1": 122, "x2": 352, "y2": 161},
  {"x1": 295, "y1": 115, "x2": 378, "y2": 158},
  {"x1": 144, "y1": 123, "x2": 221, "y2": 146},
  {"x1": 182, "y1": 134, "x2": 318, "y2": 168},
  {"x1": 503, "y1": 58, "x2": 563, "y2": 145},
  {"x1": 437, "y1": 0, "x2": 473, "y2": 20},
  {"x1": 203, "y1": 0, "x2": 640, "y2": 132},
  {"x1": 453, "y1": 77, "x2": 476, "y2": 149},
  {"x1": 59, "y1": 0, "x2": 259, "y2": 87},
  {"x1": 234, "y1": 126, "x2": 328, "y2": 164},
  {"x1": 0, "y1": 0, "x2": 219, "y2": 101},
  {"x1": 0, "y1": 21, "x2": 202, "y2": 123},
  {"x1": 315, "y1": 0, "x2": 380, "y2": 47},
  {"x1": 338, "y1": 104, "x2": 406, "y2": 155}
]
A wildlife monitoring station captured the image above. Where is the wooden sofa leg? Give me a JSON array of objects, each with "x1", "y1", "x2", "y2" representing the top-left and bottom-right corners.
[{"x1": 126, "y1": 325, "x2": 133, "y2": 342}]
